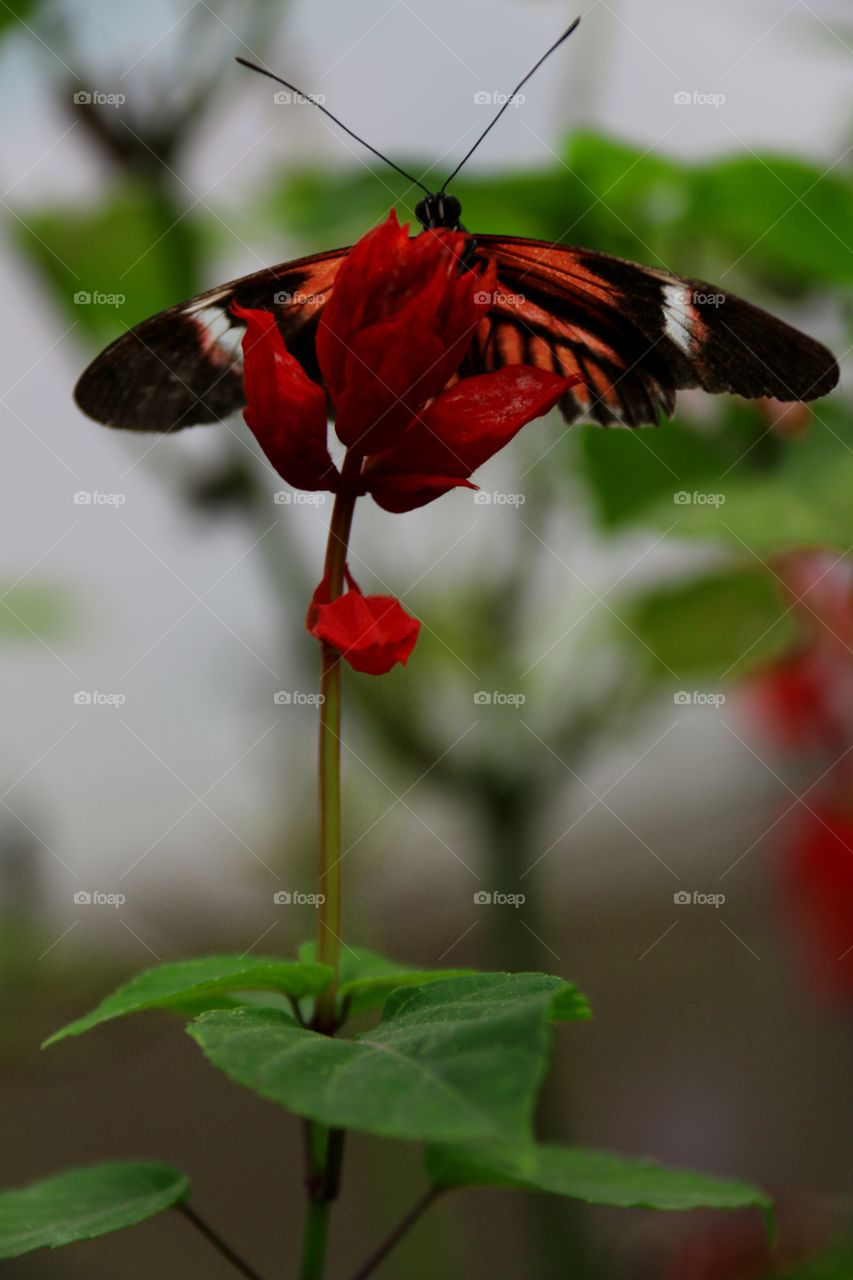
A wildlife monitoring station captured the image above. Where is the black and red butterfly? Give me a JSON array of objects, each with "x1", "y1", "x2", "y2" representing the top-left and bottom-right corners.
[{"x1": 74, "y1": 23, "x2": 839, "y2": 436}]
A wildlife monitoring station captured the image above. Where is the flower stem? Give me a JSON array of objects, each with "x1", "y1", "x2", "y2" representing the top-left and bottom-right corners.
[
  {"x1": 298, "y1": 1197, "x2": 331, "y2": 1280},
  {"x1": 178, "y1": 1204, "x2": 266, "y2": 1280},
  {"x1": 313, "y1": 458, "x2": 359, "y2": 1032},
  {"x1": 300, "y1": 455, "x2": 361, "y2": 1279}
]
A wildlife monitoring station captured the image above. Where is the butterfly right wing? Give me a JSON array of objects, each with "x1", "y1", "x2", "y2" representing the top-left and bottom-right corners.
[
  {"x1": 73, "y1": 246, "x2": 350, "y2": 432},
  {"x1": 465, "y1": 236, "x2": 839, "y2": 428}
]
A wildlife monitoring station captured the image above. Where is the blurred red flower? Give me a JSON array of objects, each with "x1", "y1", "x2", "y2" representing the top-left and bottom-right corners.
[
  {"x1": 747, "y1": 551, "x2": 853, "y2": 999},
  {"x1": 787, "y1": 804, "x2": 853, "y2": 998}
]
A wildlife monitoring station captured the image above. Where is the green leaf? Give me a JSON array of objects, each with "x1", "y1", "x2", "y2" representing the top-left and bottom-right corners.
[
  {"x1": 627, "y1": 568, "x2": 797, "y2": 680},
  {"x1": 44, "y1": 955, "x2": 333, "y2": 1046},
  {"x1": 654, "y1": 415, "x2": 853, "y2": 553},
  {"x1": 689, "y1": 154, "x2": 853, "y2": 288},
  {"x1": 427, "y1": 1141, "x2": 772, "y2": 1215},
  {"x1": 13, "y1": 181, "x2": 205, "y2": 347},
  {"x1": 189, "y1": 973, "x2": 590, "y2": 1144},
  {"x1": 0, "y1": 1162, "x2": 188, "y2": 1259},
  {"x1": 0, "y1": 0, "x2": 39, "y2": 39},
  {"x1": 779, "y1": 1242, "x2": 853, "y2": 1279},
  {"x1": 0, "y1": 583, "x2": 73, "y2": 643},
  {"x1": 576, "y1": 406, "x2": 784, "y2": 530},
  {"x1": 298, "y1": 941, "x2": 475, "y2": 1015}
]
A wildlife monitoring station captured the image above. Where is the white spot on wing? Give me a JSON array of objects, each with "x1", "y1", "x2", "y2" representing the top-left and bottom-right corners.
[
  {"x1": 662, "y1": 282, "x2": 694, "y2": 356},
  {"x1": 192, "y1": 305, "x2": 244, "y2": 364}
]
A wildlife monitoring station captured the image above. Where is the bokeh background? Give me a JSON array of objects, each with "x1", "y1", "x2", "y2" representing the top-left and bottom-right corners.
[{"x1": 1, "y1": 0, "x2": 851, "y2": 1276}]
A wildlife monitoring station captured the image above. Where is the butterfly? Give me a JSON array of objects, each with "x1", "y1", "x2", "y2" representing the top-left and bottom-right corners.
[{"x1": 74, "y1": 24, "x2": 839, "y2": 435}]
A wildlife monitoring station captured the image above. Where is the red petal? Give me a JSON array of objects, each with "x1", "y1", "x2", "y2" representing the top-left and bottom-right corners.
[
  {"x1": 315, "y1": 212, "x2": 410, "y2": 400},
  {"x1": 233, "y1": 303, "x2": 338, "y2": 492},
  {"x1": 307, "y1": 586, "x2": 420, "y2": 675},
  {"x1": 316, "y1": 211, "x2": 493, "y2": 456},
  {"x1": 367, "y1": 365, "x2": 576, "y2": 512}
]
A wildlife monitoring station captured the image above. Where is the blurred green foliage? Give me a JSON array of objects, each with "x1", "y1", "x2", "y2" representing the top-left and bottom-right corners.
[
  {"x1": 627, "y1": 568, "x2": 797, "y2": 681},
  {"x1": 265, "y1": 132, "x2": 853, "y2": 288},
  {"x1": 14, "y1": 182, "x2": 204, "y2": 342},
  {"x1": 0, "y1": 0, "x2": 37, "y2": 38},
  {"x1": 0, "y1": 583, "x2": 72, "y2": 642}
]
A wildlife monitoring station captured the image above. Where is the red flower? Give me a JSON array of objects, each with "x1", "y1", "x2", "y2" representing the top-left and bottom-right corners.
[
  {"x1": 234, "y1": 210, "x2": 580, "y2": 677},
  {"x1": 749, "y1": 648, "x2": 846, "y2": 751},
  {"x1": 366, "y1": 365, "x2": 572, "y2": 513},
  {"x1": 786, "y1": 805, "x2": 853, "y2": 1000},
  {"x1": 307, "y1": 574, "x2": 419, "y2": 676},
  {"x1": 315, "y1": 213, "x2": 495, "y2": 456},
  {"x1": 232, "y1": 304, "x2": 339, "y2": 493},
  {"x1": 234, "y1": 210, "x2": 578, "y2": 513},
  {"x1": 747, "y1": 552, "x2": 853, "y2": 752}
]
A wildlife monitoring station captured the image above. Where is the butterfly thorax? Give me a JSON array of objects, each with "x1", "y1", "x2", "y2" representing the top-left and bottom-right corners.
[{"x1": 414, "y1": 193, "x2": 462, "y2": 229}]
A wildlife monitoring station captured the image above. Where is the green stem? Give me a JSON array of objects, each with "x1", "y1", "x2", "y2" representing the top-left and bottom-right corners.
[
  {"x1": 313, "y1": 455, "x2": 359, "y2": 1032},
  {"x1": 298, "y1": 454, "x2": 361, "y2": 1280},
  {"x1": 298, "y1": 1197, "x2": 331, "y2": 1280}
]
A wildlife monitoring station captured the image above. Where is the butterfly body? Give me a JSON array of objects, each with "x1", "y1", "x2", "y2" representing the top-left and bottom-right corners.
[{"x1": 73, "y1": 192, "x2": 839, "y2": 436}]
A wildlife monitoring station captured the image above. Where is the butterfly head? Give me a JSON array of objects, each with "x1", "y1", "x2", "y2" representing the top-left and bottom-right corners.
[{"x1": 414, "y1": 193, "x2": 462, "y2": 230}]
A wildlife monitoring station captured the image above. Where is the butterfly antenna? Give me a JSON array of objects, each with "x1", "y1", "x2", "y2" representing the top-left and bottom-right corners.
[
  {"x1": 439, "y1": 16, "x2": 581, "y2": 192},
  {"x1": 235, "y1": 57, "x2": 432, "y2": 195}
]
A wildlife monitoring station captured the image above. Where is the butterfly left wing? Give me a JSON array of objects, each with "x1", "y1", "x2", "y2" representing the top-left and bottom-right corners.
[
  {"x1": 73, "y1": 246, "x2": 350, "y2": 431},
  {"x1": 465, "y1": 236, "x2": 840, "y2": 428}
]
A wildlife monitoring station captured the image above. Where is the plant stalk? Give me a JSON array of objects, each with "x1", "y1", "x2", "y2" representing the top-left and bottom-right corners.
[
  {"x1": 298, "y1": 1197, "x2": 331, "y2": 1280},
  {"x1": 299, "y1": 454, "x2": 361, "y2": 1280},
  {"x1": 178, "y1": 1203, "x2": 266, "y2": 1280},
  {"x1": 313, "y1": 456, "x2": 359, "y2": 1032}
]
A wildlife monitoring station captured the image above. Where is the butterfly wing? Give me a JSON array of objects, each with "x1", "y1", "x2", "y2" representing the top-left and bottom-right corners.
[
  {"x1": 73, "y1": 246, "x2": 350, "y2": 431},
  {"x1": 75, "y1": 232, "x2": 839, "y2": 435},
  {"x1": 465, "y1": 236, "x2": 840, "y2": 427}
]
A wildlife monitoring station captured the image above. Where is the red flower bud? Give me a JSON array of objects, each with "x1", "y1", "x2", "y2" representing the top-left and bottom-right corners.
[{"x1": 307, "y1": 575, "x2": 420, "y2": 675}]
